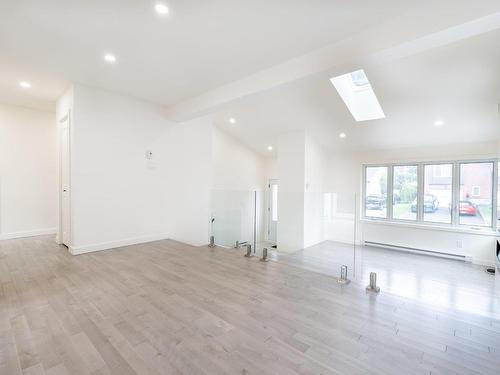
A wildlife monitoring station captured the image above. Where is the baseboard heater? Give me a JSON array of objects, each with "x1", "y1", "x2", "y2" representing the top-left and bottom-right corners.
[{"x1": 364, "y1": 241, "x2": 468, "y2": 262}]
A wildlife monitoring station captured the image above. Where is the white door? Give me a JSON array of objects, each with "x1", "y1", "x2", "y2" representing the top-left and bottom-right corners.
[
  {"x1": 60, "y1": 116, "x2": 71, "y2": 246},
  {"x1": 268, "y1": 179, "x2": 278, "y2": 243}
]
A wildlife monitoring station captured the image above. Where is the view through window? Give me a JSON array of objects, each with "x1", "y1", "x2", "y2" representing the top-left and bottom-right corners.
[
  {"x1": 364, "y1": 166, "x2": 388, "y2": 218},
  {"x1": 459, "y1": 162, "x2": 493, "y2": 227},
  {"x1": 364, "y1": 160, "x2": 498, "y2": 229},
  {"x1": 392, "y1": 165, "x2": 417, "y2": 220},
  {"x1": 423, "y1": 164, "x2": 452, "y2": 224}
]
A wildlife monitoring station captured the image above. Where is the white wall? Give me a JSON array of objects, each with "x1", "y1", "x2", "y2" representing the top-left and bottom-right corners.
[
  {"x1": 56, "y1": 85, "x2": 273, "y2": 253},
  {"x1": 304, "y1": 135, "x2": 327, "y2": 247},
  {"x1": 66, "y1": 85, "x2": 172, "y2": 253},
  {"x1": 212, "y1": 127, "x2": 266, "y2": 191},
  {"x1": 277, "y1": 131, "x2": 306, "y2": 252},
  {"x1": 56, "y1": 85, "x2": 215, "y2": 253},
  {"x1": 274, "y1": 131, "x2": 329, "y2": 251},
  {"x1": 50, "y1": 84, "x2": 499, "y2": 263},
  {"x1": 361, "y1": 222, "x2": 496, "y2": 265},
  {"x1": 0, "y1": 104, "x2": 57, "y2": 239},
  {"x1": 211, "y1": 127, "x2": 269, "y2": 246},
  {"x1": 164, "y1": 116, "x2": 213, "y2": 246},
  {"x1": 325, "y1": 141, "x2": 500, "y2": 265},
  {"x1": 265, "y1": 157, "x2": 278, "y2": 181}
]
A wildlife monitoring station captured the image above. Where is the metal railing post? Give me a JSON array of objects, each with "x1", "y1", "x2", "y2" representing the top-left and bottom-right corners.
[
  {"x1": 244, "y1": 244, "x2": 252, "y2": 257},
  {"x1": 337, "y1": 265, "x2": 350, "y2": 284},
  {"x1": 366, "y1": 272, "x2": 380, "y2": 293},
  {"x1": 260, "y1": 247, "x2": 270, "y2": 262}
]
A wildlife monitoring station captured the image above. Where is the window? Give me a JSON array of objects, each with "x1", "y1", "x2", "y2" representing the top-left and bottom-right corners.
[
  {"x1": 459, "y1": 162, "x2": 493, "y2": 227},
  {"x1": 433, "y1": 164, "x2": 451, "y2": 178},
  {"x1": 392, "y1": 165, "x2": 417, "y2": 220},
  {"x1": 424, "y1": 164, "x2": 452, "y2": 224},
  {"x1": 363, "y1": 159, "x2": 498, "y2": 230},
  {"x1": 330, "y1": 69, "x2": 385, "y2": 122},
  {"x1": 350, "y1": 70, "x2": 369, "y2": 87},
  {"x1": 364, "y1": 166, "x2": 388, "y2": 218}
]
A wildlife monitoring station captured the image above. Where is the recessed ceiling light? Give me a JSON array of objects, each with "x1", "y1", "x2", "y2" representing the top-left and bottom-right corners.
[
  {"x1": 155, "y1": 3, "x2": 169, "y2": 15},
  {"x1": 339, "y1": 132, "x2": 347, "y2": 138},
  {"x1": 104, "y1": 54, "x2": 117, "y2": 63},
  {"x1": 267, "y1": 146, "x2": 273, "y2": 151},
  {"x1": 19, "y1": 81, "x2": 31, "y2": 89},
  {"x1": 229, "y1": 118, "x2": 236, "y2": 124},
  {"x1": 434, "y1": 120, "x2": 444, "y2": 127}
]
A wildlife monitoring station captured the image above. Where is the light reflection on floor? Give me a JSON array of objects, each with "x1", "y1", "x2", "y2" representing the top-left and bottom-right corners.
[{"x1": 255, "y1": 241, "x2": 500, "y2": 319}]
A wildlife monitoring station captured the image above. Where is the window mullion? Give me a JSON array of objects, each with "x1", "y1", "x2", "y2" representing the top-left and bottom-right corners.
[
  {"x1": 417, "y1": 163, "x2": 424, "y2": 222},
  {"x1": 387, "y1": 165, "x2": 393, "y2": 220},
  {"x1": 362, "y1": 166, "x2": 367, "y2": 219},
  {"x1": 492, "y1": 160, "x2": 498, "y2": 230},
  {"x1": 452, "y1": 162, "x2": 460, "y2": 226}
]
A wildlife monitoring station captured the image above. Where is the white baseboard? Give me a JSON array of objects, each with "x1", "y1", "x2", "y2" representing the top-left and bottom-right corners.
[
  {"x1": 68, "y1": 233, "x2": 170, "y2": 255},
  {"x1": 0, "y1": 228, "x2": 56, "y2": 241}
]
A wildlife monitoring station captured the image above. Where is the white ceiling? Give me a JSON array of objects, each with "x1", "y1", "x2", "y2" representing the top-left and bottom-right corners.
[
  {"x1": 0, "y1": 1, "x2": 499, "y2": 153},
  {"x1": 214, "y1": 29, "x2": 500, "y2": 154},
  {"x1": 0, "y1": 0, "x2": 413, "y2": 111}
]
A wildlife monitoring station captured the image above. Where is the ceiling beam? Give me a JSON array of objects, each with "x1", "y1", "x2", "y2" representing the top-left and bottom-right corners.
[{"x1": 165, "y1": 11, "x2": 500, "y2": 122}]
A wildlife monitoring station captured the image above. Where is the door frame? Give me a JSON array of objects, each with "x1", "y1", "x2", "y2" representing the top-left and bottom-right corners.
[
  {"x1": 57, "y1": 111, "x2": 71, "y2": 247},
  {"x1": 267, "y1": 179, "x2": 278, "y2": 243}
]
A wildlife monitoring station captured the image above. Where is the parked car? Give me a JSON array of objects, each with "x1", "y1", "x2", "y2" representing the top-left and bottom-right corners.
[
  {"x1": 366, "y1": 195, "x2": 386, "y2": 210},
  {"x1": 411, "y1": 194, "x2": 439, "y2": 213},
  {"x1": 459, "y1": 201, "x2": 478, "y2": 216}
]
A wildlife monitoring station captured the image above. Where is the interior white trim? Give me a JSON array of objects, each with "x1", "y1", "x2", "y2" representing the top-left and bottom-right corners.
[
  {"x1": 58, "y1": 109, "x2": 72, "y2": 247},
  {"x1": 0, "y1": 228, "x2": 57, "y2": 241},
  {"x1": 68, "y1": 233, "x2": 171, "y2": 255}
]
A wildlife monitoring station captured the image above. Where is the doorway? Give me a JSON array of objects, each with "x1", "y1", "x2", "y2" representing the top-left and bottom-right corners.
[
  {"x1": 268, "y1": 179, "x2": 278, "y2": 243},
  {"x1": 59, "y1": 113, "x2": 71, "y2": 247}
]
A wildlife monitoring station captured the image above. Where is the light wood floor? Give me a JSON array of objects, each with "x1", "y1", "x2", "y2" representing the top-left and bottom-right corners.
[
  {"x1": 1, "y1": 236, "x2": 500, "y2": 375},
  {"x1": 268, "y1": 241, "x2": 500, "y2": 319}
]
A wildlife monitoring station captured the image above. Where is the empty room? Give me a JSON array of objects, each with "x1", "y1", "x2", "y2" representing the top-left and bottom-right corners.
[{"x1": 2, "y1": 1, "x2": 500, "y2": 374}]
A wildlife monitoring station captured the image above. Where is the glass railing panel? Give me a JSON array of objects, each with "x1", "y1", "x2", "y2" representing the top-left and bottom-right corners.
[{"x1": 210, "y1": 190, "x2": 255, "y2": 248}]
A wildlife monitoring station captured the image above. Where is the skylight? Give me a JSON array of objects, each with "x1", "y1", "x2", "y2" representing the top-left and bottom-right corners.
[{"x1": 330, "y1": 69, "x2": 385, "y2": 122}]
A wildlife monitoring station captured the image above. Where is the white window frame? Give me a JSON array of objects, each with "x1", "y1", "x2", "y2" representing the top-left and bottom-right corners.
[
  {"x1": 458, "y1": 161, "x2": 495, "y2": 228},
  {"x1": 391, "y1": 164, "x2": 419, "y2": 223},
  {"x1": 271, "y1": 184, "x2": 278, "y2": 222},
  {"x1": 422, "y1": 163, "x2": 454, "y2": 225},
  {"x1": 363, "y1": 165, "x2": 390, "y2": 220},
  {"x1": 362, "y1": 159, "x2": 498, "y2": 230}
]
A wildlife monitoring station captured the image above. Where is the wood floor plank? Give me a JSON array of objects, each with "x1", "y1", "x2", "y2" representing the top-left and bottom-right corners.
[{"x1": 1, "y1": 235, "x2": 500, "y2": 374}]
